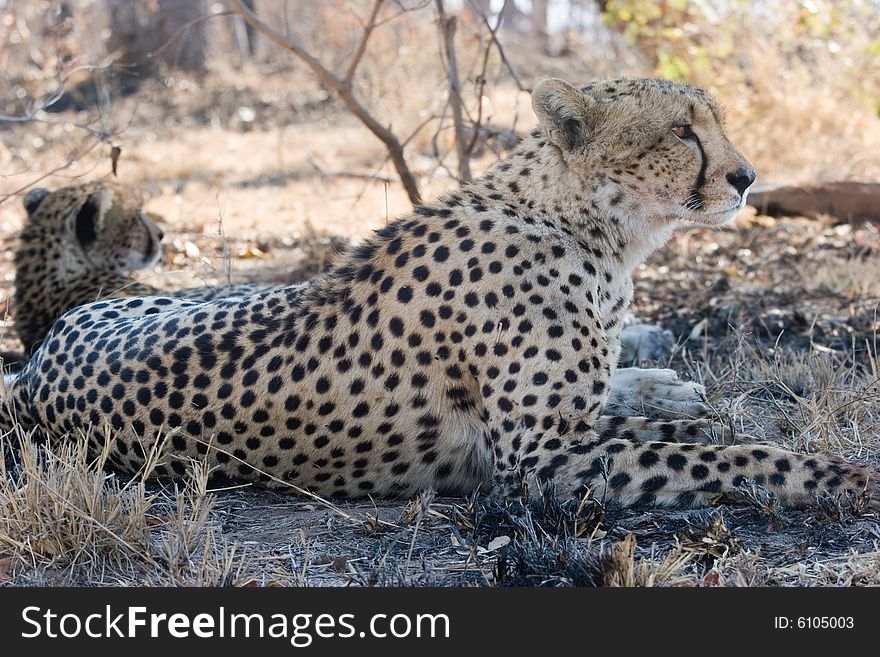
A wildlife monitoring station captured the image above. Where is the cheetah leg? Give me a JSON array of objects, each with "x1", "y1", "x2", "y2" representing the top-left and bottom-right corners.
[
  {"x1": 593, "y1": 415, "x2": 742, "y2": 445},
  {"x1": 605, "y1": 368, "x2": 710, "y2": 419},
  {"x1": 501, "y1": 433, "x2": 878, "y2": 509}
]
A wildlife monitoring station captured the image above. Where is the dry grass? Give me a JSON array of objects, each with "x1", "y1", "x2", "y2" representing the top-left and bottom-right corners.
[{"x1": 0, "y1": 425, "x2": 262, "y2": 586}]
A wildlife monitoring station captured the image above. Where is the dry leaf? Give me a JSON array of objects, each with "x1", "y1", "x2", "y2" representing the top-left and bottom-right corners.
[
  {"x1": 590, "y1": 527, "x2": 607, "y2": 541},
  {"x1": 110, "y1": 145, "x2": 122, "y2": 176},
  {"x1": 237, "y1": 246, "x2": 265, "y2": 259},
  {"x1": 483, "y1": 535, "x2": 510, "y2": 553},
  {"x1": 688, "y1": 318, "x2": 709, "y2": 341},
  {"x1": 703, "y1": 571, "x2": 723, "y2": 586}
]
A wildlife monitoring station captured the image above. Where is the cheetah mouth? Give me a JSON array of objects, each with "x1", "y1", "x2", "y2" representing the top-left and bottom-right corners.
[
  {"x1": 704, "y1": 206, "x2": 740, "y2": 216},
  {"x1": 681, "y1": 205, "x2": 741, "y2": 227},
  {"x1": 702, "y1": 200, "x2": 744, "y2": 216}
]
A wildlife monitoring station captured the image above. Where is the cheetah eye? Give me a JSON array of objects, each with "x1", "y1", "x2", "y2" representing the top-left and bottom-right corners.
[{"x1": 672, "y1": 125, "x2": 694, "y2": 141}]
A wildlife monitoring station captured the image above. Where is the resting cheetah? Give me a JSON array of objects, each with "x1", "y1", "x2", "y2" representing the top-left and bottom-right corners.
[
  {"x1": 3, "y1": 77, "x2": 876, "y2": 508},
  {"x1": 7, "y1": 182, "x2": 263, "y2": 355}
]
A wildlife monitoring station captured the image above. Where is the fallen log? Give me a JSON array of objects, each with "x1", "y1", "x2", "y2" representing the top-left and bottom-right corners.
[{"x1": 747, "y1": 181, "x2": 880, "y2": 222}]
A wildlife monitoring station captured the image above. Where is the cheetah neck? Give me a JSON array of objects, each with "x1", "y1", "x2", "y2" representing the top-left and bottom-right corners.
[{"x1": 455, "y1": 133, "x2": 677, "y2": 280}]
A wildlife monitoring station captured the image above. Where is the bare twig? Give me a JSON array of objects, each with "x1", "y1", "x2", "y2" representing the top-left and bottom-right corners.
[
  {"x1": 470, "y1": 0, "x2": 530, "y2": 93},
  {"x1": 377, "y1": 0, "x2": 433, "y2": 27},
  {"x1": 0, "y1": 138, "x2": 102, "y2": 207},
  {"x1": 230, "y1": 0, "x2": 422, "y2": 205},
  {"x1": 436, "y1": 0, "x2": 472, "y2": 182},
  {"x1": 464, "y1": 7, "x2": 499, "y2": 156},
  {"x1": 147, "y1": 9, "x2": 235, "y2": 60},
  {"x1": 344, "y1": 0, "x2": 384, "y2": 85},
  {"x1": 0, "y1": 61, "x2": 105, "y2": 124},
  {"x1": 307, "y1": 155, "x2": 394, "y2": 184}
]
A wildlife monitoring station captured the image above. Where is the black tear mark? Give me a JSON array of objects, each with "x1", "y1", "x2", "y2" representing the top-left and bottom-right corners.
[
  {"x1": 688, "y1": 133, "x2": 708, "y2": 210},
  {"x1": 75, "y1": 197, "x2": 99, "y2": 247},
  {"x1": 143, "y1": 229, "x2": 155, "y2": 264}
]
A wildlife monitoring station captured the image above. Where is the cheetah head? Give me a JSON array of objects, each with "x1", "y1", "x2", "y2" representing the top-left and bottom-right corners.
[
  {"x1": 23, "y1": 181, "x2": 164, "y2": 272},
  {"x1": 532, "y1": 77, "x2": 755, "y2": 228}
]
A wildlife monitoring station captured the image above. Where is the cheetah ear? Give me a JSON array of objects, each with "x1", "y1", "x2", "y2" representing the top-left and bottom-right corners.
[
  {"x1": 23, "y1": 188, "x2": 50, "y2": 216},
  {"x1": 75, "y1": 188, "x2": 114, "y2": 248},
  {"x1": 532, "y1": 78, "x2": 597, "y2": 152}
]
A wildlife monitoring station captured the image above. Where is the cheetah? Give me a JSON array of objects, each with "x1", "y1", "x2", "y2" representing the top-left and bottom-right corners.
[
  {"x1": 3, "y1": 77, "x2": 877, "y2": 508},
  {"x1": 7, "y1": 181, "x2": 264, "y2": 356},
  {"x1": 8, "y1": 181, "x2": 667, "y2": 365}
]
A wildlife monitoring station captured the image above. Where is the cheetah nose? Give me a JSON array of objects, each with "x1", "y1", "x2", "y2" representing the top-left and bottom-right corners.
[{"x1": 726, "y1": 168, "x2": 756, "y2": 196}]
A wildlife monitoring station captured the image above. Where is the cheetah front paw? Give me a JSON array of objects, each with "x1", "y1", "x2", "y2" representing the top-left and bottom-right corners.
[
  {"x1": 618, "y1": 323, "x2": 675, "y2": 364},
  {"x1": 605, "y1": 368, "x2": 711, "y2": 419}
]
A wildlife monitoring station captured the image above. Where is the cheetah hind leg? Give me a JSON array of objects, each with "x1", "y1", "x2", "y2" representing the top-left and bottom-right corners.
[{"x1": 527, "y1": 434, "x2": 879, "y2": 509}]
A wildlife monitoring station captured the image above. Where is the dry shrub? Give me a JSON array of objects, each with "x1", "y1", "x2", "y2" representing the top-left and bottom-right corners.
[
  {"x1": 713, "y1": 343, "x2": 880, "y2": 454},
  {"x1": 592, "y1": 534, "x2": 696, "y2": 587}
]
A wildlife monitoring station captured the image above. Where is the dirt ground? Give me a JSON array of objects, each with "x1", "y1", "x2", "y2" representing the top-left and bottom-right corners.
[{"x1": 2, "y1": 68, "x2": 880, "y2": 587}]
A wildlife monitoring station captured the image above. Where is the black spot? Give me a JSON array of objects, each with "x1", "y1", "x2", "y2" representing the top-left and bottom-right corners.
[
  {"x1": 691, "y1": 464, "x2": 709, "y2": 480},
  {"x1": 641, "y1": 475, "x2": 668, "y2": 492}
]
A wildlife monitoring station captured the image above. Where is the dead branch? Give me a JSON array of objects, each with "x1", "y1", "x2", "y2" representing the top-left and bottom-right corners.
[
  {"x1": 146, "y1": 9, "x2": 235, "y2": 60},
  {"x1": 747, "y1": 182, "x2": 880, "y2": 223},
  {"x1": 230, "y1": 0, "x2": 423, "y2": 206},
  {"x1": 307, "y1": 155, "x2": 394, "y2": 184},
  {"x1": 345, "y1": 0, "x2": 384, "y2": 86},
  {"x1": 470, "y1": 0, "x2": 530, "y2": 93},
  {"x1": 436, "y1": 0, "x2": 472, "y2": 183}
]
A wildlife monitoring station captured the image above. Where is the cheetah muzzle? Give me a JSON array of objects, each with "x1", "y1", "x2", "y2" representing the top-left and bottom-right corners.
[{"x1": 3, "y1": 77, "x2": 877, "y2": 510}]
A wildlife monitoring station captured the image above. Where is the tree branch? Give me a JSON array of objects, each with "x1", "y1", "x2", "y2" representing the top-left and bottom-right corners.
[
  {"x1": 470, "y1": 0, "x2": 530, "y2": 93},
  {"x1": 146, "y1": 9, "x2": 235, "y2": 60},
  {"x1": 436, "y1": 0, "x2": 472, "y2": 182},
  {"x1": 229, "y1": 0, "x2": 422, "y2": 205},
  {"x1": 344, "y1": 0, "x2": 384, "y2": 86}
]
